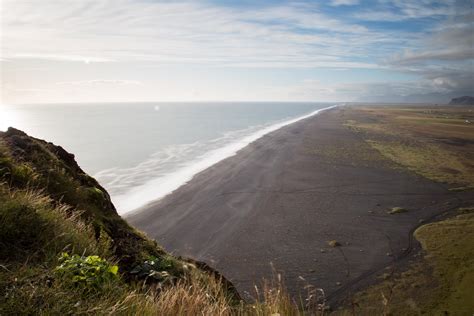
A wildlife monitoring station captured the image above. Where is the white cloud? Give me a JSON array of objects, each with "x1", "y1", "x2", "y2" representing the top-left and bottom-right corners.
[
  {"x1": 12, "y1": 54, "x2": 113, "y2": 63},
  {"x1": 1, "y1": 0, "x2": 378, "y2": 68},
  {"x1": 1, "y1": 0, "x2": 470, "y2": 103},
  {"x1": 355, "y1": 0, "x2": 457, "y2": 21},
  {"x1": 56, "y1": 79, "x2": 141, "y2": 86},
  {"x1": 330, "y1": 0, "x2": 359, "y2": 6}
]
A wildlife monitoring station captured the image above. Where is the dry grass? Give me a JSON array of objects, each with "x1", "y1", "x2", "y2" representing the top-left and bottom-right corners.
[{"x1": 0, "y1": 184, "x2": 325, "y2": 315}]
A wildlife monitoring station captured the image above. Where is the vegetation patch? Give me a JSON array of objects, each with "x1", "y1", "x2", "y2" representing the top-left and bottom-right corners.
[
  {"x1": 368, "y1": 140, "x2": 471, "y2": 185},
  {"x1": 54, "y1": 253, "x2": 119, "y2": 292},
  {"x1": 130, "y1": 255, "x2": 183, "y2": 284},
  {"x1": 388, "y1": 207, "x2": 408, "y2": 215},
  {"x1": 344, "y1": 106, "x2": 474, "y2": 187},
  {"x1": 458, "y1": 206, "x2": 474, "y2": 214}
]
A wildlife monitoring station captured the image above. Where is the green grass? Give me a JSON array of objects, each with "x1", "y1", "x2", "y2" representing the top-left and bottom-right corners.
[
  {"x1": 0, "y1": 186, "x2": 107, "y2": 263},
  {"x1": 343, "y1": 106, "x2": 474, "y2": 187},
  {"x1": 368, "y1": 140, "x2": 473, "y2": 185},
  {"x1": 0, "y1": 128, "x2": 167, "y2": 273},
  {"x1": 414, "y1": 213, "x2": 474, "y2": 314}
]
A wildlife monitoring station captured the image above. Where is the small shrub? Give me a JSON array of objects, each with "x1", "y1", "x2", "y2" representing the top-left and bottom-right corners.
[
  {"x1": 54, "y1": 253, "x2": 119, "y2": 291},
  {"x1": 130, "y1": 256, "x2": 179, "y2": 283}
]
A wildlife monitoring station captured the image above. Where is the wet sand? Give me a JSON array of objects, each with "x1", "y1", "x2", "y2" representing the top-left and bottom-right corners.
[{"x1": 127, "y1": 107, "x2": 471, "y2": 304}]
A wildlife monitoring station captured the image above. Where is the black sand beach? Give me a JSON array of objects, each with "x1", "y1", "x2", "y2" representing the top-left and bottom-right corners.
[{"x1": 127, "y1": 107, "x2": 474, "y2": 304}]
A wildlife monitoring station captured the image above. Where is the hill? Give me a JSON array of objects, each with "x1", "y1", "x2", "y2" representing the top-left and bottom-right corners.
[{"x1": 449, "y1": 96, "x2": 474, "y2": 105}]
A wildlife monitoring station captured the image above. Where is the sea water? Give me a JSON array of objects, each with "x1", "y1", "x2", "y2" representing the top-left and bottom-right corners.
[{"x1": 0, "y1": 102, "x2": 336, "y2": 213}]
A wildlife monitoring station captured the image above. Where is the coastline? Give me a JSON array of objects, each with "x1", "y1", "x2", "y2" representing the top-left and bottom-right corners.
[
  {"x1": 117, "y1": 104, "x2": 340, "y2": 214},
  {"x1": 127, "y1": 106, "x2": 473, "y2": 304}
]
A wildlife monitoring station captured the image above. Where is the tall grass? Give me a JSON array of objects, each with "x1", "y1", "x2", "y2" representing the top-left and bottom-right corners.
[
  {"x1": 0, "y1": 185, "x2": 110, "y2": 264},
  {"x1": 0, "y1": 184, "x2": 326, "y2": 315}
]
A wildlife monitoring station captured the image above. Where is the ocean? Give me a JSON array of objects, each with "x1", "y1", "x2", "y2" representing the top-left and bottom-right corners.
[{"x1": 0, "y1": 102, "x2": 336, "y2": 214}]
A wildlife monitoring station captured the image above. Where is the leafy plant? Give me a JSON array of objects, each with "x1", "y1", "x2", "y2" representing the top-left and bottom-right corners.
[{"x1": 54, "y1": 253, "x2": 118, "y2": 291}]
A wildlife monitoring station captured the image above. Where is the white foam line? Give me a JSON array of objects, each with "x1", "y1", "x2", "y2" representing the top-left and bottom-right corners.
[{"x1": 116, "y1": 104, "x2": 340, "y2": 215}]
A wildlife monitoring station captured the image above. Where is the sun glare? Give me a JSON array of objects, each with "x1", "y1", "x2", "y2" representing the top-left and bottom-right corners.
[{"x1": 0, "y1": 105, "x2": 20, "y2": 131}]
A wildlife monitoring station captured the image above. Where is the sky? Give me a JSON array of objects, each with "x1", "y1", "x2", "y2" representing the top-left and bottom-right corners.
[{"x1": 0, "y1": 0, "x2": 473, "y2": 104}]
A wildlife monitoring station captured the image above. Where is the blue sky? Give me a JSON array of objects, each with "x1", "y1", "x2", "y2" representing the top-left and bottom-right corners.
[{"x1": 1, "y1": 0, "x2": 472, "y2": 103}]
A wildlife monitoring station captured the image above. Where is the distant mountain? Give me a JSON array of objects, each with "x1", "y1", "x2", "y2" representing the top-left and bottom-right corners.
[{"x1": 449, "y1": 96, "x2": 474, "y2": 105}]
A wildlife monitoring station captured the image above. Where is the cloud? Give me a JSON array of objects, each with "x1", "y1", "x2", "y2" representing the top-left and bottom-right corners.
[
  {"x1": 391, "y1": 18, "x2": 474, "y2": 64},
  {"x1": 384, "y1": 14, "x2": 474, "y2": 99},
  {"x1": 283, "y1": 77, "x2": 468, "y2": 103},
  {"x1": 330, "y1": 0, "x2": 359, "y2": 6},
  {"x1": 1, "y1": 0, "x2": 379, "y2": 69},
  {"x1": 56, "y1": 79, "x2": 141, "y2": 86},
  {"x1": 1, "y1": 0, "x2": 471, "y2": 103},
  {"x1": 355, "y1": 0, "x2": 458, "y2": 21},
  {"x1": 12, "y1": 54, "x2": 113, "y2": 63}
]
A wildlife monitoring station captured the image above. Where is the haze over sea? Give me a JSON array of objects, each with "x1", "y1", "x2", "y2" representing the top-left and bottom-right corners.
[{"x1": 0, "y1": 102, "x2": 335, "y2": 213}]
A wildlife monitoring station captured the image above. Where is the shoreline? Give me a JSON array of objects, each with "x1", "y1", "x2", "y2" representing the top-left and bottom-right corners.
[
  {"x1": 127, "y1": 106, "x2": 473, "y2": 304},
  {"x1": 118, "y1": 104, "x2": 340, "y2": 215}
]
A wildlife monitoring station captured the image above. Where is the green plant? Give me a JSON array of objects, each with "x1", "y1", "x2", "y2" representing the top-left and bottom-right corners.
[
  {"x1": 130, "y1": 256, "x2": 178, "y2": 283},
  {"x1": 54, "y1": 253, "x2": 118, "y2": 291}
]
